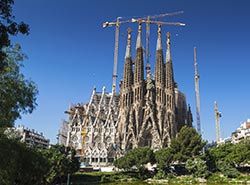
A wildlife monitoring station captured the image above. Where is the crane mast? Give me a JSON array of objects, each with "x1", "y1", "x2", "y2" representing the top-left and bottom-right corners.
[
  {"x1": 214, "y1": 101, "x2": 222, "y2": 143},
  {"x1": 103, "y1": 17, "x2": 131, "y2": 94},
  {"x1": 103, "y1": 11, "x2": 185, "y2": 93},
  {"x1": 112, "y1": 18, "x2": 120, "y2": 94},
  {"x1": 194, "y1": 47, "x2": 201, "y2": 135}
]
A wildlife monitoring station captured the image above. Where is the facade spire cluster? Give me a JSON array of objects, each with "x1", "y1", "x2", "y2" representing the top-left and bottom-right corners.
[
  {"x1": 64, "y1": 25, "x2": 192, "y2": 166},
  {"x1": 119, "y1": 25, "x2": 192, "y2": 149}
]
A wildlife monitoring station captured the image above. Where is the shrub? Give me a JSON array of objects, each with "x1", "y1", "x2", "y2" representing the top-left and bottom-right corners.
[
  {"x1": 186, "y1": 157, "x2": 210, "y2": 178},
  {"x1": 154, "y1": 169, "x2": 167, "y2": 179},
  {"x1": 217, "y1": 160, "x2": 240, "y2": 178}
]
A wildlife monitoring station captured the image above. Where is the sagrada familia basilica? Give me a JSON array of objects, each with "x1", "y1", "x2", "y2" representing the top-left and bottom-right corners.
[{"x1": 62, "y1": 23, "x2": 193, "y2": 166}]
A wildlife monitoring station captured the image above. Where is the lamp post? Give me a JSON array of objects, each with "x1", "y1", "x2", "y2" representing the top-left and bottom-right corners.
[
  {"x1": 66, "y1": 173, "x2": 70, "y2": 185},
  {"x1": 66, "y1": 149, "x2": 72, "y2": 185}
]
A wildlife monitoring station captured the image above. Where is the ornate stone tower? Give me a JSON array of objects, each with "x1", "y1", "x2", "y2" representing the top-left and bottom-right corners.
[
  {"x1": 165, "y1": 32, "x2": 177, "y2": 142},
  {"x1": 155, "y1": 25, "x2": 165, "y2": 105},
  {"x1": 118, "y1": 28, "x2": 133, "y2": 150},
  {"x1": 154, "y1": 25, "x2": 167, "y2": 148},
  {"x1": 130, "y1": 23, "x2": 145, "y2": 148}
]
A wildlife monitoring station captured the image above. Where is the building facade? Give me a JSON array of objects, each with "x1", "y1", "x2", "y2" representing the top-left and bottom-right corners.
[
  {"x1": 65, "y1": 89, "x2": 119, "y2": 166},
  {"x1": 231, "y1": 119, "x2": 250, "y2": 144},
  {"x1": 65, "y1": 25, "x2": 192, "y2": 166},
  {"x1": 58, "y1": 120, "x2": 69, "y2": 146},
  {"x1": 118, "y1": 25, "x2": 192, "y2": 150},
  {"x1": 10, "y1": 125, "x2": 50, "y2": 149}
]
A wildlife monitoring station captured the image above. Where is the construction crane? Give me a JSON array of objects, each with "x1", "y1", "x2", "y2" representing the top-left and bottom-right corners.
[
  {"x1": 131, "y1": 11, "x2": 185, "y2": 74},
  {"x1": 103, "y1": 12, "x2": 185, "y2": 93},
  {"x1": 194, "y1": 47, "x2": 201, "y2": 135},
  {"x1": 214, "y1": 101, "x2": 222, "y2": 143},
  {"x1": 103, "y1": 17, "x2": 132, "y2": 94}
]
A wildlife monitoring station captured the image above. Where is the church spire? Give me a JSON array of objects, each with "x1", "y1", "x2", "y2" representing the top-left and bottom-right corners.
[
  {"x1": 125, "y1": 28, "x2": 132, "y2": 59},
  {"x1": 134, "y1": 23, "x2": 144, "y2": 84},
  {"x1": 165, "y1": 32, "x2": 176, "y2": 140},
  {"x1": 166, "y1": 32, "x2": 171, "y2": 63},
  {"x1": 133, "y1": 23, "x2": 144, "y2": 103},
  {"x1": 121, "y1": 28, "x2": 133, "y2": 108},
  {"x1": 136, "y1": 23, "x2": 142, "y2": 49},
  {"x1": 156, "y1": 25, "x2": 162, "y2": 50},
  {"x1": 166, "y1": 32, "x2": 174, "y2": 90},
  {"x1": 122, "y1": 28, "x2": 133, "y2": 89},
  {"x1": 155, "y1": 25, "x2": 165, "y2": 104}
]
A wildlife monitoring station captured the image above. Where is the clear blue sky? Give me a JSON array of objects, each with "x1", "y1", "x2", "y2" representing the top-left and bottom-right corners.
[{"x1": 13, "y1": 0, "x2": 250, "y2": 144}]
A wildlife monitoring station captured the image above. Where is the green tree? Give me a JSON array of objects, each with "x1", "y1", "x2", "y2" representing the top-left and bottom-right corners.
[
  {"x1": 114, "y1": 147, "x2": 155, "y2": 179},
  {"x1": 0, "y1": 0, "x2": 37, "y2": 127},
  {"x1": 0, "y1": 0, "x2": 29, "y2": 63},
  {"x1": 114, "y1": 147, "x2": 155, "y2": 170},
  {"x1": 207, "y1": 143, "x2": 235, "y2": 172},
  {"x1": 0, "y1": 45, "x2": 38, "y2": 126},
  {"x1": 41, "y1": 145, "x2": 80, "y2": 184},
  {"x1": 203, "y1": 149, "x2": 217, "y2": 172},
  {"x1": 206, "y1": 141, "x2": 250, "y2": 177},
  {"x1": 0, "y1": 131, "x2": 80, "y2": 185},
  {"x1": 208, "y1": 143, "x2": 234, "y2": 163},
  {"x1": 228, "y1": 140, "x2": 250, "y2": 166},
  {"x1": 0, "y1": 132, "x2": 49, "y2": 185},
  {"x1": 170, "y1": 126, "x2": 206, "y2": 162},
  {"x1": 128, "y1": 147, "x2": 155, "y2": 169},
  {"x1": 155, "y1": 147, "x2": 173, "y2": 171},
  {"x1": 216, "y1": 160, "x2": 240, "y2": 178},
  {"x1": 114, "y1": 156, "x2": 132, "y2": 171},
  {"x1": 186, "y1": 157, "x2": 209, "y2": 178}
]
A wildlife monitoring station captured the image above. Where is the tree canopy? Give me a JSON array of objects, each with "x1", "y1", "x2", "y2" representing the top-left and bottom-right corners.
[
  {"x1": 0, "y1": 132, "x2": 49, "y2": 185},
  {"x1": 0, "y1": 0, "x2": 29, "y2": 62},
  {"x1": 0, "y1": 0, "x2": 37, "y2": 127},
  {"x1": 114, "y1": 147, "x2": 155, "y2": 171},
  {"x1": 115, "y1": 127, "x2": 206, "y2": 172},
  {"x1": 0, "y1": 131, "x2": 80, "y2": 185},
  {"x1": 114, "y1": 127, "x2": 250, "y2": 180},
  {"x1": 206, "y1": 140, "x2": 250, "y2": 178},
  {"x1": 170, "y1": 126, "x2": 206, "y2": 162},
  {"x1": 186, "y1": 157, "x2": 209, "y2": 178},
  {"x1": 41, "y1": 145, "x2": 80, "y2": 184},
  {"x1": 155, "y1": 147, "x2": 173, "y2": 171}
]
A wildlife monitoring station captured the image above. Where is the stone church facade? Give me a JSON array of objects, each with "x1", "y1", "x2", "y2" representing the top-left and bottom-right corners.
[
  {"x1": 64, "y1": 24, "x2": 192, "y2": 166},
  {"x1": 118, "y1": 25, "x2": 192, "y2": 151}
]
